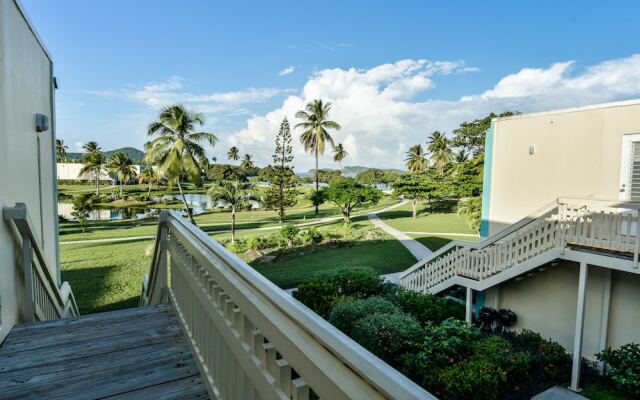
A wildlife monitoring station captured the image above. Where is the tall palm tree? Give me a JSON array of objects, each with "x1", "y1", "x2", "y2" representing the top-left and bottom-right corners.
[
  {"x1": 146, "y1": 104, "x2": 217, "y2": 224},
  {"x1": 139, "y1": 167, "x2": 161, "y2": 198},
  {"x1": 458, "y1": 197, "x2": 482, "y2": 234},
  {"x1": 55, "y1": 139, "x2": 68, "y2": 162},
  {"x1": 333, "y1": 143, "x2": 348, "y2": 170},
  {"x1": 107, "y1": 152, "x2": 138, "y2": 197},
  {"x1": 227, "y1": 146, "x2": 240, "y2": 163},
  {"x1": 240, "y1": 154, "x2": 254, "y2": 171},
  {"x1": 405, "y1": 144, "x2": 427, "y2": 172},
  {"x1": 79, "y1": 141, "x2": 105, "y2": 194},
  {"x1": 426, "y1": 131, "x2": 453, "y2": 175},
  {"x1": 207, "y1": 181, "x2": 258, "y2": 243},
  {"x1": 295, "y1": 99, "x2": 341, "y2": 214},
  {"x1": 454, "y1": 149, "x2": 469, "y2": 163}
]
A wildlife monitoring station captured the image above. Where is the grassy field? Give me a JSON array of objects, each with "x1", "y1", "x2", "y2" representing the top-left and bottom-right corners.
[
  {"x1": 61, "y1": 239, "x2": 153, "y2": 314},
  {"x1": 376, "y1": 202, "x2": 476, "y2": 234}
]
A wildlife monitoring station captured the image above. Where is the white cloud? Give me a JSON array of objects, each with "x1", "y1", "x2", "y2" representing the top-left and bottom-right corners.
[
  {"x1": 278, "y1": 66, "x2": 296, "y2": 76},
  {"x1": 74, "y1": 142, "x2": 84, "y2": 152},
  {"x1": 227, "y1": 54, "x2": 640, "y2": 171}
]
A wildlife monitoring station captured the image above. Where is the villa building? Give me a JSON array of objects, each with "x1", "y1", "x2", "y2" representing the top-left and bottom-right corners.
[{"x1": 400, "y1": 99, "x2": 640, "y2": 391}]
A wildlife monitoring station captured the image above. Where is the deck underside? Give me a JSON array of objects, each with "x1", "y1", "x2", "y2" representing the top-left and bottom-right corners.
[{"x1": 0, "y1": 305, "x2": 209, "y2": 400}]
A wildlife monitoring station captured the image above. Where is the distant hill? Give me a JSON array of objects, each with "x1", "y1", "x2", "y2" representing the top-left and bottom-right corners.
[
  {"x1": 341, "y1": 165, "x2": 405, "y2": 175},
  {"x1": 64, "y1": 147, "x2": 145, "y2": 163}
]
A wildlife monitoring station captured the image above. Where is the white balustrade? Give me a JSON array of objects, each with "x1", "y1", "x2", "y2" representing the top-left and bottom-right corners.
[{"x1": 399, "y1": 197, "x2": 640, "y2": 293}]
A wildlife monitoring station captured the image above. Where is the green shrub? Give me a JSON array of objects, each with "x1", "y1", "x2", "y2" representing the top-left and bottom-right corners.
[
  {"x1": 328, "y1": 297, "x2": 399, "y2": 336},
  {"x1": 293, "y1": 267, "x2": 384, "y2": 318},
  {"x1": 396, "y1": 290, "x2": 465, "y2": 324},
  {"x1": 438, "y1": 357, "x2": 506, "y2": 400},
  {"x1": 298, "y1": 227, "x2": 323, "y2": 245},
  {"x1": 280, "y1": 223, "x2": 299, "y2": 246},
  {"x1": 598, "y1": 343, "x2": 640, "y2": 397},
  {"x1": 352, "y1": 313, "x2": 423, "y2": 365}
]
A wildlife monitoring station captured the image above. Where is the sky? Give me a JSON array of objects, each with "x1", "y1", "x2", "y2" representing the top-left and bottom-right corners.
[{"x1": 21, "y1": 0, "x2": 640, "y2": 171}]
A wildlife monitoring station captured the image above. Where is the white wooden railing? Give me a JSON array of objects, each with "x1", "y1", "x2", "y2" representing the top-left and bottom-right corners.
[
  {"x1": 3, "y1": 203, "x2": 79, "y2": 322},
  {"x1": 142, "y1": 210, "x2": 435, "y2": 400},
  {"x1": 399, "y1": 197, "x2": 640, "y2": 293}
]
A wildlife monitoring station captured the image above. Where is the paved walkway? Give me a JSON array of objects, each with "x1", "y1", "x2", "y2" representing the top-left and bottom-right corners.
[
  {"x1": 531, "y1": 387, "x2": 587, "y2": 400},
  {"x1": 367, "y1": 209, "x2": 433, "y2": 261}
]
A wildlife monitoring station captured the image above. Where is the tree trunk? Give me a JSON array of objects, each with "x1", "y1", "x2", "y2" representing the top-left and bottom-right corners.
[
  {"x1": 177, "y1": 180, "x2": 195, "y2": 225},
  {"x1": 231, "y1": 207, "x2": 236, "y2": 243},
  {"x1": 279, "y1": 172, "x2": 284, "y2": 223},
  {"x1": 315, "y1": 147, "x2": 319, "y2": 215},
  {"x1": 95, "y1": 171, "x2": 100, "y2": 195},
  {"x1": 147, "y1": 183, "x2": 152, "y2": 198},
  {"x1": 120, "y1": 180, "x2": 124, "y2": 198},
  {"x1": 412, "y1": 200, "x2": 418, "y2": 219},
  {"x1": 342, "y1": 207, "x2": 350, "y2": 222}
]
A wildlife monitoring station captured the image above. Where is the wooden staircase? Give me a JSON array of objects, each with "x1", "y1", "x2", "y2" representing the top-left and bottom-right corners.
[{"x1": 0, "y1": 305, "x2": 209, "y2": 400}]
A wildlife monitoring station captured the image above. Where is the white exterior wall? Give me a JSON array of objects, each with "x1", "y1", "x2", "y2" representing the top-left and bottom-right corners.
[
  {"x1": 0, "y1": 0, "x2": 58, "y2": 342},
  {"x1": 56, "y1": 162, "x2": 114, "y2": 182}
]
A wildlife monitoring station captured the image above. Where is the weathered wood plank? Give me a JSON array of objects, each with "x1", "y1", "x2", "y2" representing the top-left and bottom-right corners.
[{"x1": 0, "y1": 305, "x2": 209, "y2": 400}]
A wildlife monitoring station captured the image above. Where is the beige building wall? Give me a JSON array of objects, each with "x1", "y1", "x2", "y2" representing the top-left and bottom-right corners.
[
  {"x1": 485, "y1": 100, "x2": 640, "y2": 236},
  {"x1": 56, "y1": 162, "x2": 115, "y2": 182},
  {"x1": 0, "y1": 0, "x2": 58, "y2": 342},
  {"x1": 485, "y1": 264, "x2": 640, "y2": 359}
]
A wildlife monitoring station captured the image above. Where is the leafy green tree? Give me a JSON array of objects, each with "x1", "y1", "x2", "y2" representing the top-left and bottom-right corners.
[
  {"x1": 56, "y1": 139, "x2": 68, "y2": 162},
  {"x1": 451, "y1": 111, "x2": 518, "y2": 155},
  {"x1": 264, "y1": 118, "x2": 297, "y2": 222},
  {"x1": 426, "y1": 131, "x2": 453, "y2": 175},
  {"x1": 405, "y1": 144, "x2": 427, "y2": 172},
  {"x1": 321, "y1": 178, "x2": 382, "y2": 222},
  {"x1": 295, "y1": 99, "x2": 341, "y2": 214},
  {"x1": 207, "y1": 181, "x2": 258, "y2": 243},
  {"x1": 79, "y1": 141, "x2": 105, "y2": 195},
  {"x1": 333, "y1": 143, "x2": 348, "y2": 169},
  {"x1": 454, "y1": 149, "x2": 469, "y2": 163},
  {"x1": 458, "y1": 197, "x2": 482, "y2": 233},
  {"x1": 308, "y1": 168, "x2": 342, "y2": 184},
  {"x1": 391, "y1": 174, "x2": 435, "y2": 219},
  {"x1": 227, "y1": 146, "x2": 240, "y2": 162},
  {"x1": 207, "y1": 163, "x2": 245, "y2": 181},
  {"x1": 71, "y1": 193, "x2": 95, "y2": 232},
  {"x1": 107, "y1": 152, "x2": 138, "y2": 197},
  {"x1": 139, "y1": 167, "x2": 161, "y2": 198},
  {"x1": 450, "y1": 157, "x2": 483, "y2": 198},
  {"x1": 146, "y1": 104, "x2": 217, "y2": 225}
]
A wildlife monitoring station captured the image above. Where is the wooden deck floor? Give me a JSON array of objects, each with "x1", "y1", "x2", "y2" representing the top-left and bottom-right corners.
[{"x1": 0, "y1": 305, "x2": 209, "y2": 400}]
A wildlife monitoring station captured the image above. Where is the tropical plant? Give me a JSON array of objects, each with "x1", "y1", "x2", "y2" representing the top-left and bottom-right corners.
[
  {"x1": 106, "y1": 152, "x2": 138, "y2": 197},
  {"x1": 71, "y1": 193, "x2": 94, "y2": 232},
  {"x1": 457, "y1": 197, "x2": 482, "y2": 233},
  {"x1": 207, "y1": 181, "x2": 258, "y2": 243},
  {"x1": 227, "y1": 146, "x2": 240, "y2": 162},
  {"x1": 451, "y1": 111, "x2": 518, "y2": 156},
  {"x1": 295, "y1": 99, "x2": 341, "y2": 214},
  {"x1": 138, "y1": 167, "x2": 161, "y2": 198},
  {"x1": 333, "y1": 143, "x2": 348, "y2": 169},
  {"x1": 405, "y1": 144, "x2": 427, "y2": 172},
  {"x1": 264, "y1": 118, "x2": 297, "y2": 222},
  {"x1": 597, "y1": 343, "x2": 640, "y2": 397},
  {"x1": 392, "y1": 173, "x2": 434, "y2": 219},
  {"x1": 454, "y1": 149, "x2": 469, "y2": 163},
  {"x1": 426, "y1": 131, "x2": 453, "y2": 175},
  {"x1": 146, "y1": 104, "x2": 217, "y2": 224},
  {"x1": 78, "y1": 141, "x2": 105, "y2": 195},
  {"x1": 320, "y1": 177, "x2": 382, "y2": 222},
  {"x1": 55, "y1": 139, "x2": 68, "y2": 162},
  {"x1": 240, "y1": 154, "x2": 254, "y2": 171}
]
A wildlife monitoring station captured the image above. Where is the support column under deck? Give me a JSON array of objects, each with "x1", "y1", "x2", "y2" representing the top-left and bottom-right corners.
[
  {"x1": 570, "y1": 261, "x2": 588, "y2": 392},
  {"x1": 465, "y1": 287, "x2": 473, "y2": 323}
]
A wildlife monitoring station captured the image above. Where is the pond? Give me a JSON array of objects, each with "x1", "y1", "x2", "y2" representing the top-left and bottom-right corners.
[{"x1": 58, "y1": 193, "x2": 261, "y2": 221}]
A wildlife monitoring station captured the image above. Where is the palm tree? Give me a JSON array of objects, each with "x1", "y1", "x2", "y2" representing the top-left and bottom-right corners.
[
  {"x1": 458, "y1": 197, "x2": 482, "y2": 234},
  {"x1": 405, "y1": 144, "x2": 427, "y2": 172},
  {"x1": 333, "y1": 143, "x2": 348, "y2": 170},
  {"x1": 240, "y1": 154, "x2": 254, "y2": 171},
  {"x1": 146, "y1": 104, "x2": 217, "y2": 225},
  {"x1": 207, "y1": 181, "x2": 258, "y2": 243},
  {"x1": 139, "y1": 167, "x2": 161, "y2": 198},
  {"x1": 426, "y1": 131, "x2": 453, "y2": 174},
  {"x1": 227, "y1": 146, "x2": 240, "y2": 163},
  {"x1": 79, "y1": 141, "x2": 105, "y2": 195},
  {"x1": 454, "y1": 149, "x2": 469, "y2": 163},
  {"x1": 107, "y1": 152, "x2": 138, "y2": 197},
  {"x1": 295, "y1": 99, "x2": 341, "y2": 214},
  {"x1": 55, "y1": 139, "x2": 68, "y2": 162}
]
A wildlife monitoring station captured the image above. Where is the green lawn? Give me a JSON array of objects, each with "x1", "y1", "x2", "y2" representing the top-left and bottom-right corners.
[
  {"x1": 377, "y1": 202, "x2": 476, "y2": 234},
  {"x1": 61, "y1": 239, "x2": 153, "y2": 314},
  {"x1": 409, "y1": 234, "x2": 477, "y2": 252}
]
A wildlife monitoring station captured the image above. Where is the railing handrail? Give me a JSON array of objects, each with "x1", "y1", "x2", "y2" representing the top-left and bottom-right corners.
[
  {"x1": 144, "y1": 210, "x2": 435, "y2": 399},
  {"x1": 3, "y1": 203, "x2": 79, "y2": 320}
]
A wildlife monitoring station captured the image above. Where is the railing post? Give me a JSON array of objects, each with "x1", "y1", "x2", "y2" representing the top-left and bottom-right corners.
[
  {"x1": 633, "y1": 211, "x2": 640, "y2": 269},
  {"x1": 158, "y1": 211, "x2": 169, "y2": 304},
  {"x1": 465, "y1": 287, "x2": 473, "y2": 323},
  {"x1": 22, "y1": 234, "x2": 35, "y2": 323}
]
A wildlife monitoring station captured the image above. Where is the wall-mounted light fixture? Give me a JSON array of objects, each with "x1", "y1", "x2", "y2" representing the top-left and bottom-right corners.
[
  {"x1": 529, "y1": 145, "x2": 536, "y2": 155},
  {"x1": 35, "y1": 113, "x2": 49, "y2": 133}
]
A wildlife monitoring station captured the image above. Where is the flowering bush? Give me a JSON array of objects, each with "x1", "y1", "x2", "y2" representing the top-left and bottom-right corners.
[{"x1": 598, "y1": 343, "x2": 640, "y2": 397}]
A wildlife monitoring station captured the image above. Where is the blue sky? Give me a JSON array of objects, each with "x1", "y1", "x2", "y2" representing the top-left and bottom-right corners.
[{"x1": 22, "y1": 0, "x2": 640, "y2": 170}]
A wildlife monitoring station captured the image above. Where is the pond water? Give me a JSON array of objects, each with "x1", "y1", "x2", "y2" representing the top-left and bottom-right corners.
[{"x1": 58, "y1": 193, "x2": 261, "y2": 221}]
